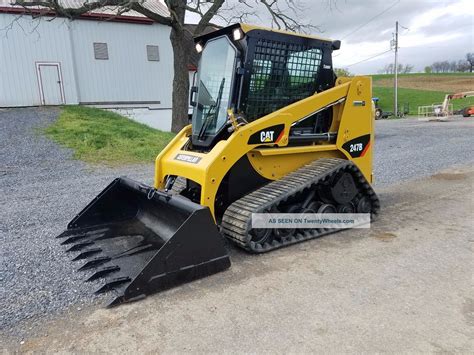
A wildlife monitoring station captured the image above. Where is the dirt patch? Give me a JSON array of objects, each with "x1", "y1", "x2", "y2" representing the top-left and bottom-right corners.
[
  {"x1": 371, "y1": 231, "x2": 398, "y2": 242},
  {"x1": 432, "y1": 172, "x2": 466, "y2": 181},
  {"x1": 375, "y1": 76, "x2": 473, "y2": 93},
  {"x1": 462, "y1": 298, "x2": 474, "y2": 326}
]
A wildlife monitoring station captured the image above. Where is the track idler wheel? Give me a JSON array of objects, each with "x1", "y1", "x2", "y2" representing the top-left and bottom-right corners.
[
  {"x1": 317, "y1": 204, "x2": 337, "y2": 213},
  {"x1": 337, "y1": 202, "x2": 355, "y2": 213},
  {"x1": 274, "y1": 205, "x2": 300, "y2": 240},
  {"x1": 356, "y1": 196, "x2": 372, "y2": 213},
  {"x1": 306, "y1": 201, "x2": 322, "y2": 212},
  {"x1": 250, "y1": 228, "x2": 272, "y2": 244}
]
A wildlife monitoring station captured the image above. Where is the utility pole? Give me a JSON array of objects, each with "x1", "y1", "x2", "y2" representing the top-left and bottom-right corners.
[{"x1": 393, "y1": 21, "x2": 399, "y2": 117}]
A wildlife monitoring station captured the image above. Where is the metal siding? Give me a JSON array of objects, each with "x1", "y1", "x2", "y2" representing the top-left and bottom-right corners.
[
  {"x1": 71, "y1": 21, "x2": 173, "y2": 107},
  {"x1": 0, "y1": 14, "x2": 173, "y2": 108},
  {"x1": 0, "y1": 14, "x2": 78, "y2": 107}
]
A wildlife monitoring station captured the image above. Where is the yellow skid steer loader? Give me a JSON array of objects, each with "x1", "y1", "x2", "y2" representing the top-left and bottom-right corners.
[{"x1": 57, "y1": 24, "x2": 379, "y2": 306}]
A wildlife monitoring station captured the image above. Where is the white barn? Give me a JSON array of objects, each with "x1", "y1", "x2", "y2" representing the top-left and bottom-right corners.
[{"x1": 0, "y1": 1, "x2": 192, "y2": 131}]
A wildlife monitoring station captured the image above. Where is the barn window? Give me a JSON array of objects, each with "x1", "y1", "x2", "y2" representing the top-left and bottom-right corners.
[
  {"x1": 93, "y1": 43, "x2": 109, "y2": 60},
  {"x1": 146, "y1": 45, "x2": 160, "y2": 61}
]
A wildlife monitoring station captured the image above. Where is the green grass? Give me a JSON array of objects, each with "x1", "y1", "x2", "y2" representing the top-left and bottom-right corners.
[
  {"x1": 44, "y1": 106, "x2": 175, "y2": 165},
  {"x1": 372, "y1": 87, "x2": 474, "y2": 115},
  {"x1": 371, "y1": 72, "x2": 473, "y2": 82}
]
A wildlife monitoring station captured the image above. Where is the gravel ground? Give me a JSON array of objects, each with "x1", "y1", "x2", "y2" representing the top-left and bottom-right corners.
[
  {"x1": 0, "y1": 108, "x2": 154, "y2": 338},
  {"x1": 373, "y1": 117, "x2": 474, "y2": 186},
  {"x1": 1, "y1": 108, "x2": 473, "y2": 339}
]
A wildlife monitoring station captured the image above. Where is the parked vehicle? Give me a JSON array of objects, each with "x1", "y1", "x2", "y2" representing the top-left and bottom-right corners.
[{"x1": 462, "y1": 106, "x2": 474, "y2": 117}]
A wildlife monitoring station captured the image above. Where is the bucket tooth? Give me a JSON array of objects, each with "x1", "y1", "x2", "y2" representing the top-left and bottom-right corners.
[
  {"x1": 78, "y1": 256, "x2": 111, "y2": 271},
  {"x1": 56, "y1": 231, "x2": 69, "y2": 239},
  {"x1": 86, "y1": 266, "x2": 120, "y2": 282},
  {"x1": 66, "y1": 241, "x2": 94, "y2": 252},
  {"x1": 107, "y1": 294, "x2": 145, "y2": 308},
  {"x1": 61, "y1": 234, "x2": 88, "y2": 245},
  {"x1": 95, "y1": 277, "x2": 131, "y2": 294},
  {"x1": 72, "y1": 248, "x2": 102, "y2": 261}
]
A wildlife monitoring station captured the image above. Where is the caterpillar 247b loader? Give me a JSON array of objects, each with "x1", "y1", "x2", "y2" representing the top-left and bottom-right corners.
[{"x1": 57, "y1": 24, "x2": 379, "y2": 306}]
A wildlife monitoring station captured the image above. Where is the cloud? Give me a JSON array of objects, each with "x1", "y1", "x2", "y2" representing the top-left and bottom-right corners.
[
  {"x1": 305, "y1": 0, "x2": 473, "y2": 73},
  {"x1": 186, "y1": 0, "x2": 473, "y2": 74}
]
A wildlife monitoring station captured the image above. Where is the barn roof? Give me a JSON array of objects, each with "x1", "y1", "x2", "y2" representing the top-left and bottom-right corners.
[{"x1": 0, "y1": 0, "x2": 170, "y2": 23}]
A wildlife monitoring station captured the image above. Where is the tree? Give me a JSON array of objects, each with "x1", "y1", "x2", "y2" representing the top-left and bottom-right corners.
[
  {"x1": 431, "y1": 62, "x2": 441, "y2": 73},
  {"x1": 401, "y1": 63, "x2": 413, "y2": 74},
  {"x1": 334, "y1": 68, "x2": 352, "y2": 77},
  {"x1": 424, "y1": 66, "x2": 432, "y2": 74},
  {"x1": 15, "y1": 0, "x2": 319, "y2": 132},
  {"x1": 457, "y1": 59, "x2": 469, "y2": 72},
  {"x1": 380, "y1": 63, "x2": 394, "y2": 74},
  {"x1": 379, "y1": 63, "x2": 412, "y2": 74},
  {"x1": 466, "y1": 52, "x2": 474, "y2": 73},
  {"x1": 440, "y1": 61, "x2": 450, "y2": 72}
]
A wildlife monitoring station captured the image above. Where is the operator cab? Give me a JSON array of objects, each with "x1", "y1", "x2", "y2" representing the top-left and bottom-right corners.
[{"x1": 190, "y1": 23, "x2": 341, "y2": 150}]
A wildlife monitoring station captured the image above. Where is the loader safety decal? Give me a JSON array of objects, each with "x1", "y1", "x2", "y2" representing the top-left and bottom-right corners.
[
  {"x1": 248, "y1": 124, "x2": 285, "y2": 145},
  {"x1": 342, "y1": 134, "x2": 371, "y2": 158}
]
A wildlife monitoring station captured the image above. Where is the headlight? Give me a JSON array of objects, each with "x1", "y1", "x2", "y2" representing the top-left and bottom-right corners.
[
  {"x1": 195, "y1": 42, "x2": 203, "y2": 53},
  {"x1": 232, "y1": 28, "x2": 244, "y2": 41}
]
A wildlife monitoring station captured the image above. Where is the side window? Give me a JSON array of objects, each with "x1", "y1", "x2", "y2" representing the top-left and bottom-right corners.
[
  {"x1": 249, "y1": 59, "x2": 272, "y2": 91},
  {"x1": 287, "y1": 48, "x2": 322, "y2": 88},
  {"x1": 245, "y1": 39, "x2": 322, "y2": 121},
  {"x1": 93, "y1": 43, "x2": 109, "y2": 60}
]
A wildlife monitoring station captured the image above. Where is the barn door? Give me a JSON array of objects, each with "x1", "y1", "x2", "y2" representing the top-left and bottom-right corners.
[{"x1": 36, "y1": 63, "x2": 65, "y2": 105}]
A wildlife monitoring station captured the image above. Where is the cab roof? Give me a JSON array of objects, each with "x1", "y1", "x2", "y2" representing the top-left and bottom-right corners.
[
  {"x1": 194, "y1": 23, "x2": 339, "y2": 50},
  {"x1": 239, "y1": 23, "x2": 334, "y2": 42}
]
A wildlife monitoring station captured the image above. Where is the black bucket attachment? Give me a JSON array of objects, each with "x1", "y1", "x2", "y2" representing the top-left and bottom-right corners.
[{"x1": 57, "y1": 177, "x2": 231, "y2": 306}]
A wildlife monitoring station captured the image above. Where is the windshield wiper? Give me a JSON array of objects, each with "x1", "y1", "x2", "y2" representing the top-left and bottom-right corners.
[{"x1": 197, "y1": 78, "x2": 225, "y2": 141}]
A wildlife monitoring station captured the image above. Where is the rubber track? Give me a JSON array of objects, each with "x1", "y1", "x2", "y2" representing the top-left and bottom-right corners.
[{"x1": 221, "y1": 158, "x2": 380, "y2": 253}]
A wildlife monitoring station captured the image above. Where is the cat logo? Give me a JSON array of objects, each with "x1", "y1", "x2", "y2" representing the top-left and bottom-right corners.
[
  {"x1": 247, "y1": 124, "x2": 285, "y2": 145},
  {"x1": 260, "y1": 131, "x2": 275, "y2": 142}
]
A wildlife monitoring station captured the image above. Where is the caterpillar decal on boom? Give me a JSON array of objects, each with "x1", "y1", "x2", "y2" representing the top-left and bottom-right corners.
[{"x1": 57, "y1": 23, "x2": 379, "y2": 306}]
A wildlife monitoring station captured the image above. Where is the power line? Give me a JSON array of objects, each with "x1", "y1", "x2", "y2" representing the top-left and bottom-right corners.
[
  {"x1": 345, "y1": 49, "x2": 393, "y2": 67},
  {"x1": 340, "y1": 0, "x2": 400, "y2": 40}
]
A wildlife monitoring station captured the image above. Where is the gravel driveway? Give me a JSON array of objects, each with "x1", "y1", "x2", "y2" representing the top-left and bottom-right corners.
[
  {"x1": 0, "y1": 108, "x2": 153, "y2": 337},
  {"x1": 1, "y1": 108, "x2": 473, "y2": 339},
  {"x1": 373, "y1": 118, "x2": 474, "y2": 186}
]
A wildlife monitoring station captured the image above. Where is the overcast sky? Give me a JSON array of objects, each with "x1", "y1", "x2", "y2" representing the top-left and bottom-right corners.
[
  {"x1": 307, "y1": 0, "x2": 473, "y2": 74},
  {"x1": 185, "y1": 0, "x2": 473, "y2": 74}
]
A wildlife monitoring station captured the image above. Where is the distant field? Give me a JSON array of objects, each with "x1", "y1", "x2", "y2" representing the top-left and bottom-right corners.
[
  {"x1": 372, "y1": 73, "x2": 473, "y2": 93},
  {"x1": 371, "y1": 73, "x2": 473, "y2": 115},
  {"x1": 373, "y1": 87, "x2": 474, "y2": 115},
  {"x1": 371, "y1": 72, "x2": 473, "y2": 79}
]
